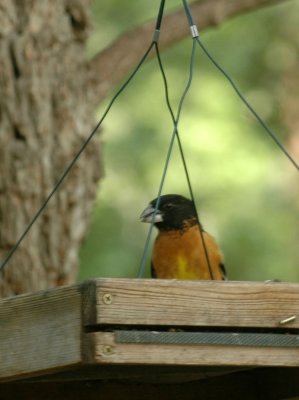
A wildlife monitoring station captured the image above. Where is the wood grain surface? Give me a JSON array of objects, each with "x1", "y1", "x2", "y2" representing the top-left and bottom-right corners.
[
  {"x1": 0, "y1": 285, "x2": 82, "y2": 380},
  {"x1": 85, "y1": 331, "x2": 299, "y2": 367},
  {"x1": 83, "y1": 278, "x2": 299, "y2": 329},
  {"x1": 2, "y1": 278, "x2": 299, "y2": 384}
]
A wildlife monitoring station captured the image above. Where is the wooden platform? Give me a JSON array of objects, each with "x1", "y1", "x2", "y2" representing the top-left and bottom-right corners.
[{"x1": 1, "y1": 278, "x2": 299, "y2": 399}]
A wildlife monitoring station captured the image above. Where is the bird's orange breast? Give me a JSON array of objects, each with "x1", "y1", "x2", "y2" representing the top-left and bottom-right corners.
[{"x1": 152, "y1": 225, "x2": 224, "y2": 280}]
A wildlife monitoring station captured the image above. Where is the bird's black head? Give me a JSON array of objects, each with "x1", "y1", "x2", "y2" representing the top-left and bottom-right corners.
[{"x1": 140, "y1": 194, "x2": 200, "y2": 231}]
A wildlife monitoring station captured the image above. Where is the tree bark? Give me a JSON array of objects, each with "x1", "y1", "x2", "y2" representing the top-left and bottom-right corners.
[
  {"x1": 0, "y1": 0, "x2": 101, "y2": 297},
  {"x1": 0, "y1": 0, "x2": 289, "y2": 297}
]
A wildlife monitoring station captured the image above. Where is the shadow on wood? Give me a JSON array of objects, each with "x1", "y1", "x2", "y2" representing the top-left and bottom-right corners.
[{"x1": 1, "y1": 367, "x2": 299, "y2": 400}]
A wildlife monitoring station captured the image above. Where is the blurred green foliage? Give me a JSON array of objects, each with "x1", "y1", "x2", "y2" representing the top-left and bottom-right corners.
[{"x1": 79, "y1": 1, "x2": 299, "y2": 282}]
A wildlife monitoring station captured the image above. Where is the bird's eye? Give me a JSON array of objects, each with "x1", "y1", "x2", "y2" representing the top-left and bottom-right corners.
[{"x1": 164, "y1": 203, "x2": 174, "y2": 210}]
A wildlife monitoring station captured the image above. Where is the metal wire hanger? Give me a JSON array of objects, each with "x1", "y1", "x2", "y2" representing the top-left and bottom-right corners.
[
  {"x1": 0, "y1": 0, "x2": 297, "y2": 277},
  {"x1": 137, "y1": 0, "x2": 298, "y2": 279}
]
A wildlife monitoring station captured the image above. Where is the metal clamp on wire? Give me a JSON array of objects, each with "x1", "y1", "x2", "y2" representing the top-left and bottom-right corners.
[
  {"x1": 152, "y1": 29, "x2": 160, "y2": 43},
  {"x1": 190, "y1": 24, "x2": 199, "y2": 38},
  {"x1": 152, "y1": 0, "x2": 164, "y2": 43}
]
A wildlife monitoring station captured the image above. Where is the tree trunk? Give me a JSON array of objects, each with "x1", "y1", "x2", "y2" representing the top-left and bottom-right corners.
[
  {"x1": 0, "y1": 0, "x2": 101, "y2": 297},
  {"x1": 0, "y1": 0, "x2": 288, "y2": 298}
]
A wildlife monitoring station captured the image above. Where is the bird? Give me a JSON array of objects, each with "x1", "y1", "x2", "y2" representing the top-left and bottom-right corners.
[{"x1": 140, "y1": 194, "x2": 226, "y2": 280}]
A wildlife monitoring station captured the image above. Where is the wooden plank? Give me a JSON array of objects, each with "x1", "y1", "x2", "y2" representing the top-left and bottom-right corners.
[
  {"x1": 0, "y1": 285, "x2": 82, "y2": 381},
  {"x1": 1, "y1": 368, "x2": 299, "y2": 400},
  {"x1": 1, "y1": 278, "x2": 299, "y2": 384},
  {"x1": 83, "y1": 278, "x2": 299, "y2": 329},
  {"x1": 85, "y1": 331, "x2": 299, "y2": 367}
]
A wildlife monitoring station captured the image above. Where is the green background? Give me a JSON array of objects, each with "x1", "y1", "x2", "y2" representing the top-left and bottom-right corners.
[{"x1": 79, "y1": 1, "x2": 299, "y2": 282}]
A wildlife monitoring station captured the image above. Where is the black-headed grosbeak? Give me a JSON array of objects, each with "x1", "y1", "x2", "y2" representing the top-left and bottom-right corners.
[{"x1": 140, "y1": 194, "x2": 226, "y2": 280}]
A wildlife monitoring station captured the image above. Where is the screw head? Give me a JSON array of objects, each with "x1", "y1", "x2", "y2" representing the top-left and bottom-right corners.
[
  {"x1": 102, "y1": 293, "x2": 113, "y2": 305},
  {"x1": 103, "y1": 345, "x2": 113, "y2": 355}
]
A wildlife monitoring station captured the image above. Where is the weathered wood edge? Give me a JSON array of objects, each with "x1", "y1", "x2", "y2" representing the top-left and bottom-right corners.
[
  {"x1": 82, "y1": 278, "x2": 299, "y2": 329},
  {"x1": 85, "y1": 331, "x2": 299, "y2": 367},
  {"x1": 2, "y1": 278, "x2": 299, "y2": 383},
  {"x1": 0, "y1": 284, "x2": 83, "y2": 382},
  {"x1": 81, "y1": 279, "x2": 97, "y2": 326}
]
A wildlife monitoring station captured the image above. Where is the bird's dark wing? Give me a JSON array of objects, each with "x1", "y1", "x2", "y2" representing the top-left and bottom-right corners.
[
  {"x1": 151, "y1": 262, "x2": 157, "y2": 278},
  {"x1": 219, "y1": 263, "x2": 227, "y2": 280}
]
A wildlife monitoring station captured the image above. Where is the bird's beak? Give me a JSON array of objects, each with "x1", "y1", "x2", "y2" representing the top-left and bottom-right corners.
[{"x1": 140, "y1": 205, "x2": 163, "y2": 223}]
